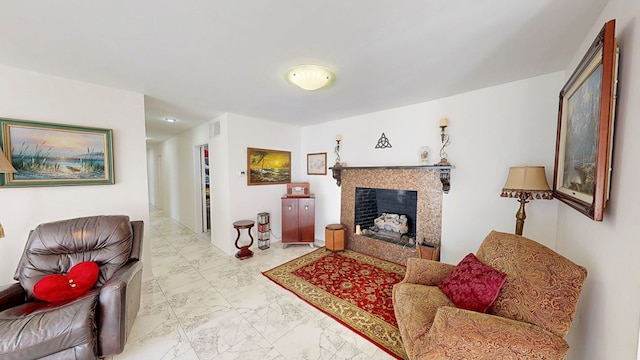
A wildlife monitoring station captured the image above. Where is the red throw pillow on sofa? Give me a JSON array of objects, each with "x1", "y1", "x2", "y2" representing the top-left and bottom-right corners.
[
  {"x1": 33, "y1": 261, "x2": 100, "y2": 302},
  {"x1": 438, "y1": 253, "x2": 507, "y2": 313}
]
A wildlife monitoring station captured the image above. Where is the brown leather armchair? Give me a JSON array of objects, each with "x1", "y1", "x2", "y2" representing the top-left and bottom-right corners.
[{"x1": 0, "y1": 215, "x2": 143, "y2": 360}]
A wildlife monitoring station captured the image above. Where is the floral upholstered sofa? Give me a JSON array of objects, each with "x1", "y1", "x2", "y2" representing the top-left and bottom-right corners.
[{"x1": 392, "y1": 230, "x2": 587, "y2": 359}]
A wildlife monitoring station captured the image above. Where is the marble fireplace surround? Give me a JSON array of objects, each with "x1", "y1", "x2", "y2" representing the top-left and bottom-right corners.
[{"x1": 340, "y1": 166, "x2": 444, "y2": 265}]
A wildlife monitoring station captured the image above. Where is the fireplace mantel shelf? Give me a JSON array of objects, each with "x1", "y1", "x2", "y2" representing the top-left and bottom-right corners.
[{"x1": 329, "y1": 164, "x2": 454, "y2": 193}]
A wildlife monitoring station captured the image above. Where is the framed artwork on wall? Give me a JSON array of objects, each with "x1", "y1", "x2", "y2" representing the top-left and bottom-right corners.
[
  {"x1": 553, "y1": 20, "x2": 619, "y2": 221},
  {"x1": 307, "y1": 152, "x2": 327, "y2": 175},
  {"x1": 0, "y1": 118, "x2": 114, "y2": 187},
  {"x1": 247, "y1": 147, "x2": 291, "y2": 185}
]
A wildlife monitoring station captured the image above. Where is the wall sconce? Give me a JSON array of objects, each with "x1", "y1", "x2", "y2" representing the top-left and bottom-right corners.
[
  {"x1": 334, "y1": 135, "x2": 341, "y2": 164},
  {"x1": 332, "y1": 135, "x2": 342, "y2": 186},
  {"x1": 0, "y1": 146, "x2": 16, "y2": 238},
  {"x1": 437, "y1": 118, "x2": 451, "y2": 166},
  {"x1": 500, "y1": 166, "x2": 553, "y2": 235}
]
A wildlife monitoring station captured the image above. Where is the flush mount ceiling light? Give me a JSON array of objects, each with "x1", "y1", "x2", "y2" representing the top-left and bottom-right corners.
[
  {"x1": 285, "y1": 65, "x2": 335, "y2": 91},
  {"x1": 163, "y1": 117, "x2": 177, "y2": 123}
]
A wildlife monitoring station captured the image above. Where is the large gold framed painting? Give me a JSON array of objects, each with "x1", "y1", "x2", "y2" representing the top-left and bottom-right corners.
[
  {"x1": 553, "y1": 20, "x2": 619, "y2": 221},
  {"x1": 247, "y1": 147, "x2": 291, "y2": 185}
]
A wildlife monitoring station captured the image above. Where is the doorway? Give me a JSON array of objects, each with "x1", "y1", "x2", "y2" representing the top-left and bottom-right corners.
[{"x1": 196, "y1": 144, "x2": 210, "y2": 232}]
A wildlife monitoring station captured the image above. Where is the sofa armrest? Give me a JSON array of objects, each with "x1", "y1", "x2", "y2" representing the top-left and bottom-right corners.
[
  {"x1": 402, "y1": 258, "x2": 455, "y2": 286},
  {"x1": 414, "y1": 306, "x2": 569, "y2": 360},
  {"x1": 0, "y1": 283, "x2": 26, "y2": 312},
  {"x1": 97, "y1": 260, "x2": 143, "y2": 356}
]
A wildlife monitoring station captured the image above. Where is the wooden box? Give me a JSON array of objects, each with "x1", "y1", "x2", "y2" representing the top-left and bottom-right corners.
[
  {"x1": 325, "y1": 224, "x2": 345, "y2": 251},
  {"x1": 286, "y1": 182, "x2": 310, "y2": 197},
  {"x1": 417, "y1": 243, "x2": 441, "y2": 261}
]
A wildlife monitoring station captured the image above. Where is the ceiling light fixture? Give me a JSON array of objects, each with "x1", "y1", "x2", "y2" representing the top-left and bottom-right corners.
[
  {"x1": 164, "y1": 117, "x2": 177, "y2": 123},
  {"x1": 285, "y1": 65, "x2": 335, "y2": 91}
]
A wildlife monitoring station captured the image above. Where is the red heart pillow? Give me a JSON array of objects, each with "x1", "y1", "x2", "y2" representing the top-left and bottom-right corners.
[{"x1": 33, "y1": 261, "x2": 100, "y2": 302}]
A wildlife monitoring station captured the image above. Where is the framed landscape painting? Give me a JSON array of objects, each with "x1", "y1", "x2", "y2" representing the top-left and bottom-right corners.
[
  {"x1": 0, "y1": 118, "x2": 114, "y2": 187},
  {"x1": 247, "y1": 147, "x2": 291, "y2": 185},
  {"x1": 553, "y1": 20, "x2": 618, "y2": 221}
]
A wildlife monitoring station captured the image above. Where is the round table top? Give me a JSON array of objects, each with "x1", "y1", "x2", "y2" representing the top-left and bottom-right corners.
[
  {"x1": 233, "y1": 220, "x2": 255, "y2": 228},
  {"x1": 325, "y1": 223, "x2": 345, "y2": 230}
]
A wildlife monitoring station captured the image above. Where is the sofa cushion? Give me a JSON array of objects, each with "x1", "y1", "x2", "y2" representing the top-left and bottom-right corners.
[
  {"x1": 476, "y1": 230, "x2": 587, "y2": 337},
  {"x1": 33, "y1": 262, "x2": 99, "y2": 303},
  {"x1": 438, "y1": 253, "x2": 507, "y2": 313},
  {"x1": 420, "y1": 306, "x2": 570, "y2": 359}
]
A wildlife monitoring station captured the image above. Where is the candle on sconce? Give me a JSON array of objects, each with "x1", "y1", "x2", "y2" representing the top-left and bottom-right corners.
[
  {"x1": 439, "y1": 118, "x2": 449, "y2": 127},
  {"x1": 336, "y1": 135, "x2": 342, "y2": 141}
]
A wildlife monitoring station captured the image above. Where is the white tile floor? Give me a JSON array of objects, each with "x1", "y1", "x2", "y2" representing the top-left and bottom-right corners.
[{"x1": 110, "y1": 208, "x2": 395, "y2": 360}]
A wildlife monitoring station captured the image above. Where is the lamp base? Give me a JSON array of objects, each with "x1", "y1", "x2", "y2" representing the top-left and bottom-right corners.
[
  {"x1": 515, "y1": 196, "x2": 528, "y2": 236},
  {"x1": 437, "y1": 158, "x2": 450, "y2": 166}
]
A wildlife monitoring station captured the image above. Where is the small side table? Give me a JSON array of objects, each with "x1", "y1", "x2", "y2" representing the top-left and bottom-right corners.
[
  {"x1": 325, "y1": 224, "x2": 345, "y2": 251},
  {"x1": 233, "y1": 220, "x2": 255, "y2": 260}
]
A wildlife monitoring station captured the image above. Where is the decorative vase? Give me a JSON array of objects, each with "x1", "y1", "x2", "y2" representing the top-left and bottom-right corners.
[{"x1": 419, "y1": 146, "x2": 430, "y2": 164}]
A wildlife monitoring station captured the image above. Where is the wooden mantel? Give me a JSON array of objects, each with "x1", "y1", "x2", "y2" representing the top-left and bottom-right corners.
[{"x1": 329, "y1": 164, "x2": 454, "y2": 193}]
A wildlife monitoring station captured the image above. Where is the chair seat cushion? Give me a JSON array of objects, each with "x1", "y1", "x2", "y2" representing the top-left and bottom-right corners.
[{"x1": 0, "y1": 291, "x2": 99, "y2": 360}]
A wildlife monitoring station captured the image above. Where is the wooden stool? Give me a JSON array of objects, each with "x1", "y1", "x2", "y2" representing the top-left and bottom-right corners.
[
  {"x1": 325, "y1": 224, "x2": 345, "y2": 251},
  {"x1": 233, "y1": 220, "x2": 254, "y2": 260}
]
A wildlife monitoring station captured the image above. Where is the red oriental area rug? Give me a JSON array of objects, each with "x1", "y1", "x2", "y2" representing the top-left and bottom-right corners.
[{"x1": 262, "y1": 248, "x2": 407, "y2": 359}]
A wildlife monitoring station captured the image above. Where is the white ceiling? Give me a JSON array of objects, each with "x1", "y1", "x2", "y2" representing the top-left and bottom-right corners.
[{"x1": 0, "y1": 1, "x2": 608, "y2": 143}]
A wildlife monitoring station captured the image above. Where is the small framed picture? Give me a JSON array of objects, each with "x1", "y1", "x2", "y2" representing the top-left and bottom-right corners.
[{"x1": 307, "y1": 152, "x2": 327, "y2": 175}]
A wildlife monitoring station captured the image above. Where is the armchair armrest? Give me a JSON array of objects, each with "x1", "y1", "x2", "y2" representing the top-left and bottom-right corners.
[
  {"x1": 415, "y1": 306, "x2": 569, "y2": 360},
  {"x1": 97, "y1": 260, "x2": 143, "y2": 356},
  {"x1": 402, "y1": 258, "x2": 454, "y2": 286},
  {"x1": 0, "y1": 283, "x2": 26, "y2": 312}
]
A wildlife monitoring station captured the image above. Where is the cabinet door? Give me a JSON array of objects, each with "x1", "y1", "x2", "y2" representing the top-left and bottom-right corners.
[
  {"x1": 281, "y1": 198, "x2": 299, "y2": 243},
  {"x1": 298, "y1": 198, "x2": 315, "y2": 242}
]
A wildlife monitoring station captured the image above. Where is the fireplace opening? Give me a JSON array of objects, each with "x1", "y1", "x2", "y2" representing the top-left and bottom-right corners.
[{"x1": 354, "y1": 187, "x2": 417, "y2": 247}]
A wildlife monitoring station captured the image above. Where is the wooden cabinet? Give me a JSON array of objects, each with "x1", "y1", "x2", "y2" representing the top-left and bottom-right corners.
[{"x1": 282, "y1": 195, "x2": 315, "y2": 248}]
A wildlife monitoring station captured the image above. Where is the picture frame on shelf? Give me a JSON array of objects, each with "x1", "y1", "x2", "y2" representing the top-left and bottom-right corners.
[
  {"x1": 553, "y1": 20, "x2": 619, "y2": 221},
  {"x1": 307, "y1": 152, "x2": 327, "y2": 175},
  {"x1": 0, "y1": 118, "x2": 114, "y2": 187},
  {"x1": 247, "y1": 147, "x2": 291, "y2": 185}
]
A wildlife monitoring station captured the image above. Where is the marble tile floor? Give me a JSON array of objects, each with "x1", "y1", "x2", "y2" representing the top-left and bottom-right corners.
[{"x1": 108, "y1": 208, "x2": 395, "y2": 360}]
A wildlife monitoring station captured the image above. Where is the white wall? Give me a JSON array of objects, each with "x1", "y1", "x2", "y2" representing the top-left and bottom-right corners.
[
  {"x1": 208, "y1": 113, "x2": 302, "y2": 254},
  {"x1": 557, "y1": 1, "x2": 640, "y2": 359},
  {"x1": 0, "y1": 65, "x2": 151, "y2": 283},
  {"x1": 302, "y1": 72, "x2": 563, "y2": 263}
]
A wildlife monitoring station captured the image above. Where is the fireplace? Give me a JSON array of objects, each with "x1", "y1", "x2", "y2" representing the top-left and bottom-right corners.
[
  {"x1": 340, "y1": 167, "x2": 443, "y2": 265},
  {"x1": 355, "y1": 187, "x2": 417, "y2": 247}
]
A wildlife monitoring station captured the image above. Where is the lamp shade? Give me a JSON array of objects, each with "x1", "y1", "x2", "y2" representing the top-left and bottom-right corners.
[
  {"x1": 285, "y1": 65, "x2": 334, "y2": 91},
  {"x1": 0, "y1": 147, "x2": 16, "y2": 173},
  {"x1": 501, "y1": 166, "x2": 552, "y2": 200}
]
